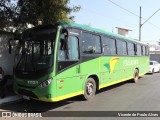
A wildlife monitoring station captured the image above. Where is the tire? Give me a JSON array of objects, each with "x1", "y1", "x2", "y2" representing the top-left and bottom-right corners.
[
  {"x1": 133, "y1": 69, "x2": 139, "y2": 83},
  {"x1": 83, "y1": 78, "x2": 96, "y2": 100},
  {"x1": 152, "y1": 69, "x2": 154, "y2": 74}
]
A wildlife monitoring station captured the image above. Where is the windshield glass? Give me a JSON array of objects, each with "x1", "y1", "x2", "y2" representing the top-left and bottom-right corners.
[
  {"x1": 16, "y1": 28, "x2": 56, "y2": 72},
  {"x1": 150, "y1": 62, "x2": 153, "y2": 65}
]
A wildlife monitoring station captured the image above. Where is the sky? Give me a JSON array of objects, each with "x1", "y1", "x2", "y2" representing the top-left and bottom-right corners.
[{"x1": 69, "y1": 0, "x2": 160, "y2": 44}]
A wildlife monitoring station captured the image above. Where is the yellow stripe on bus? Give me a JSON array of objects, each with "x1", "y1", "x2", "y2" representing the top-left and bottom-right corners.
[
  {"x1": 37, "y1": 91, "x2": 84, "y2": 102},
  {"x1": 54, "y1": 91, "x2": 84, "y2": 101},
  {"x1": 100, "y1": 77, "x2": 133, "y2": 89},
  {"x1": 100, "y1": 73, "x2": 145, "y2": 89},
  {"x1": 38, "y1": 73, "x2": 146, "y2": 102}
]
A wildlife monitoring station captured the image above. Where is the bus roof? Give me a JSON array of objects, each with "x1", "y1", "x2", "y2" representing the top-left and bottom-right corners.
[
  {"x1": 28, "y1": 22, "x2": 148, "y2": 46},
  {"x1": 56, "y1": 22, "x2": 147, "y2": 46}
]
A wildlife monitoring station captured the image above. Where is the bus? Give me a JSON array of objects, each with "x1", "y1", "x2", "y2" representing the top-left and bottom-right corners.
[{"x1": 12, "y1": 22, "x2": 149, "y2": 102}]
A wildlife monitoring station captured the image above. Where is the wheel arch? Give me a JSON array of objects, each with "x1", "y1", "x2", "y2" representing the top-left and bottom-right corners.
[
  {"x1": 135, "y1": 67, "x2": 139, "y2": 73},
  {"x1": 83, "y1": 74, "x2": 100, "y2": 92},
  {"x1": 88, "y1": 74, "x2": 100, "y2": 92}
]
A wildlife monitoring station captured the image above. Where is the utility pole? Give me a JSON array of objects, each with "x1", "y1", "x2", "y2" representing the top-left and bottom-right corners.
[
  {"x1": 139, "y1": 7, "x2": 160, "y2": 41},
  {"x1": 139, "y1": 6, "x2": 142, "y2": 41}
]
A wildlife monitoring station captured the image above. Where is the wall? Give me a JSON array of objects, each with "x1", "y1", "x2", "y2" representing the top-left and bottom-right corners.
[
  {"x1": 150, "y1": 54, "x2": 160, "y2": 63},
  {"x1": 0, "y1": 33, "x2": 15, "y2": 76}
]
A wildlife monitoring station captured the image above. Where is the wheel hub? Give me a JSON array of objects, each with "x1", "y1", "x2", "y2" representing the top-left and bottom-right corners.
[{"x1": 86, "y1": 82, "x2": 94, "y2": 95}]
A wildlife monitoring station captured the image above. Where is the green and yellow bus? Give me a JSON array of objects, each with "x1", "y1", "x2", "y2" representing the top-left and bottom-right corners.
[{"x1": 13, "y1": 22, "x2": 149, "y2": 102}]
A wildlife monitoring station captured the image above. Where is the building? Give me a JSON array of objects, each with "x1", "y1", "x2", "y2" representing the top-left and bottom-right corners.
[{"x1": 115, "y1": 27, "x2": 132, "y2": 37}]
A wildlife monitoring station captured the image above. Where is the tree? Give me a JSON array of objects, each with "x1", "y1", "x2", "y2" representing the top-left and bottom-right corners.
[
  {"x1": 0, "y1": 0, "x2": 18, "y2": 32},
  {"x1": 0, "y1": 0, "x2": 80, "y2": 33}
]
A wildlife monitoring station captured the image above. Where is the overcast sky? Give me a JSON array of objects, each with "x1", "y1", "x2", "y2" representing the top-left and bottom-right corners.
[{"x1": 69, "y1": 0, "x2": 160, "y2": 44}]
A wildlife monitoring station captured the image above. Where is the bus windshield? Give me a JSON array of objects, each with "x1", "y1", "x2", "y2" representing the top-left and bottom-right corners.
[{"x1": 16, "y1": 28, "x2": 56, "y2": 72}]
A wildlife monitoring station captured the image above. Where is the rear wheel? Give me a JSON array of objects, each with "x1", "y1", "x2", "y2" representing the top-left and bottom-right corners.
[
  {"x1": 83, "y1": 78, "x2": 96, "y2": 100},
  {"x1": 133, "y1": 69, "x2": 139, "y2": 83}
]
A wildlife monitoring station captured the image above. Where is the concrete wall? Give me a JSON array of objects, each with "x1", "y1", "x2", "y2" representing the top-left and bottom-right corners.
[
  {"x1": 150, "y1": 54, "x2": 160, "y2": 63},
  {"x1": 0, "y1": 33, "x2": 15, "y2": 76}
]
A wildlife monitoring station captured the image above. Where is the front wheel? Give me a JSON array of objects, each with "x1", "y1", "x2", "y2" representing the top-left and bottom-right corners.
[
  {"x1": 83, "y1": 78, "x2": 96, "y2": 100},
  {"x1": 133, "y1": 69, "x2": 139, "y2": 83}
]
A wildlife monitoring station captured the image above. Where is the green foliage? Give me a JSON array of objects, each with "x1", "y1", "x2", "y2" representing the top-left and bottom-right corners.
[
  {"x1": 0, "y1": 0, "x2": 80, "y2": 33},
  {"x1": 0, "y1": 0, "x2": 17, "y2": 32}
]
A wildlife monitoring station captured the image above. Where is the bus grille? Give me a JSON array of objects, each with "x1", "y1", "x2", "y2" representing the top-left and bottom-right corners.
[
  {"x1": 18, "y1": 89, "x2": 38, "y2": 99},
  {"x1": 18, "y1": 84, "x2": 36, "y2": 89}
]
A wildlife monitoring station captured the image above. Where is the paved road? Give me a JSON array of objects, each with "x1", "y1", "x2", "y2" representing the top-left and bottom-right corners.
[{"x1": 1, "y1": 73, "x2": 160, "y2": 119}]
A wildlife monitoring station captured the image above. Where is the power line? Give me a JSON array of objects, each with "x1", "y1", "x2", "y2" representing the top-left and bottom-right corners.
[
  {"x1": 106, "y1": 0, "x2": 139, "y2": 17},
  {"x1": 80, "y1": 8, "x2": 139, "y2": 30},
  {"x1": 141, "y1": 8, "x2": 160, "y2": 26},
  {"x1": 106, "y1": 0, "x2": 160, "y2": 30},
  {"x1": 147, "y1": 21, "x2": 160, "y2": 30},
  {"x1": 81, "y1": 8, "x2": 125, "y2": 23}
]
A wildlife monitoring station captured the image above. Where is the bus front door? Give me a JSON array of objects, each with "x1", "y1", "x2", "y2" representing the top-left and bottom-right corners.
[{"x1": 56, "y1": 34, "x2": 82, "y2": 100}]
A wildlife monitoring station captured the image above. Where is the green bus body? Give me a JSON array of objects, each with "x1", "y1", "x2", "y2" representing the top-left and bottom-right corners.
[{"x1": 13, "y1": 22, "x2": 149, "y2": 102}]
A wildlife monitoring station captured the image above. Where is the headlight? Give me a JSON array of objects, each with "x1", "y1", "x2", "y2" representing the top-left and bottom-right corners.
[{"x1": 38, "y1": 78, "x2": 53, "y2": 89}]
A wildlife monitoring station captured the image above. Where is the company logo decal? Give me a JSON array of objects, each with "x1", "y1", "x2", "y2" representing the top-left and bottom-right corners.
[{"x1": 104, "y1": 57, "x2": 120, "y2": 74}]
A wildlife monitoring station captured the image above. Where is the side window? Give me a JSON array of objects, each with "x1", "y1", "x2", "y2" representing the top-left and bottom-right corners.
[
  {"x1": 142, "y1": 46, "x2": 145, "y2": 56},
  {"x1": 93, "y1": 35, "x2": 101, "y2": 54},
  {"x1": 68, "y1": 36, "x2": 79, "y2": 60},
  {"x1": 102, "y1": 37, "x2": 116, "y2": 55},
  {"x1": 127, "y1": 42, "x2": 134, "y2": 56},
  {"x1": 58, "y1": 35, "x2": 79, "y2": 60},
  {"x1": 145, "y1": 46, "x2": 149, "y2": 56},
  {"x1": 82, "y1": 32, "x2": 101, "y2": 54},
  {"x1": 137, "y1": 44, "x2": 142, "y2": 56},
  {"x1": 117, "y1": 40, "x2": 127, "y2": 55}
]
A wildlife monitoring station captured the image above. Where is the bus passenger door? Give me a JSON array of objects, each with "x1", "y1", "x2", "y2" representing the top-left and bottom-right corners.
[{"x1": 56, "y1": 32, "x2": 82, "y2": 100}]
